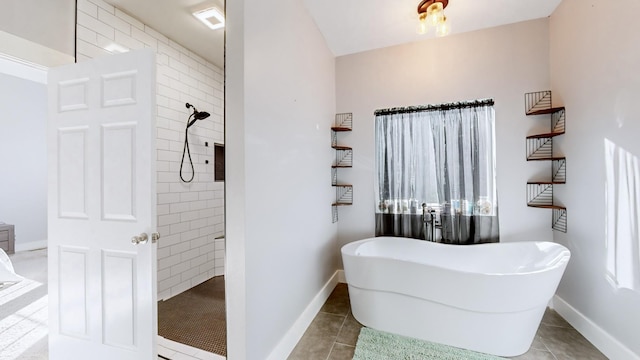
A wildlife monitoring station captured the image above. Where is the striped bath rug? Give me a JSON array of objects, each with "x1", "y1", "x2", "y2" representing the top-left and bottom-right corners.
[{"x1": 353, "y1": 327, "x2": 507, "y2": 360}]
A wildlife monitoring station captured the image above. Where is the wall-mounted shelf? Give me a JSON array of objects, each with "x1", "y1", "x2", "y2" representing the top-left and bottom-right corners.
[
  {"x1": 526, "y1": 132, "x2": 565, "y2": 139},
  {"x1": 526, "y1": 157, "x2": 566, "y2": 161},
  {"x1": 332, "y1": 113, "x2": 353, "y2": 223},
  {"x1": 525, "y1": 91, "x2": 567, "y2": 233},
  {"x1": 332, "y1": 185, "x2": 353, "y2": 207},
  {"x1": 527, "y1": 107, "x2": 566, "y2": 116},
  {"x1": 528, "y1": 181, "x2": 566, "y2": 185},
  {"x1": 528, "y1": 205, "x2": 567, "y2": 210}
]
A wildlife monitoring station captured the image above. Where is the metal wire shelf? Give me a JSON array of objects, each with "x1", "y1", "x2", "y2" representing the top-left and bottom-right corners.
[
  {"x1": 334, "y1": 112, "x2": 353, "y2": 130},
  {"x1": 552, "y1": 208, "x2": 567, "y2": 233},
  {"x1": 527, "y1": 183, "x2": 554, "y2": 207},
  {"x1": 333, "y1": 148, "x2": 353, "y2": 168},
  {"x1": 331, "y1": 113, "x2": 353, "y2": 223},
  {"x1": 333, "y1": 185, "x2": 353, "y2": 206},
  {"x1": 526, "y1": 137, "x2": 554, "y2": 160},
  {"x1": 524, "y1": 91, "x2": 567, "y2": 232},
  {"x1": 552, "y1": 158, "x2": 566, "y2": 183},
  {"x1": 525, "y1": 91, "x2": 552, "y2": 115}
]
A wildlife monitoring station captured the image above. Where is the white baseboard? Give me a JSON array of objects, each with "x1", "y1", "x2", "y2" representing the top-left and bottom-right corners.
[
  {"x1": 267, "y1": 270, "x2": 341, "y2": 360},
  {"x1": 337, "y1": 269, "x2": 346, "y2": 283},
  {"x1": 14, "y1": 240, "x2": 47, "y2": 253},
  {"x1": 552, "y1": 295, "x2": 639, "y2": 360}
]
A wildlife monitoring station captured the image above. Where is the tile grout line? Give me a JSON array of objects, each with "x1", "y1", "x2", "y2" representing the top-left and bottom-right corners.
[
  {"x1": 535, "y1": 326, "x2": 559, "y2": 360},
  {"x1": 333, "y1": 341, "x2": 356, "y2": 347},
  {"x1": 323, "y1": 311, "x2": 350, "y2": 360}
]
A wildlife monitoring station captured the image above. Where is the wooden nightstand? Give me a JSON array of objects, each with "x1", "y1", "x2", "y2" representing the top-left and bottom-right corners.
[{"x1": 0, "y1": 224, "x2": 15, "y2": 254}]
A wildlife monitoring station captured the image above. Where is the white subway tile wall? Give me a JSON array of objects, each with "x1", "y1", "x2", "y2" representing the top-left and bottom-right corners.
[{"x1": 76, "y1": 0, "x2": 225, "y2": 300}]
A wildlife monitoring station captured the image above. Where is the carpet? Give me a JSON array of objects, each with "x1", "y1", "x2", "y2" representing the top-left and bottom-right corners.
[{"x1": 353, "y1": 327, "x2": 507, "y2": 360}]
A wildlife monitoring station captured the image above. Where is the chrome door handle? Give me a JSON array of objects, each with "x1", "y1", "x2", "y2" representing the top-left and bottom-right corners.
[
  {"x1": 131, "y1": 233, "x2": 149, "y2": 245},
  {"x1": 152, "y1": 232, "x2": 161, "y2": 243}
]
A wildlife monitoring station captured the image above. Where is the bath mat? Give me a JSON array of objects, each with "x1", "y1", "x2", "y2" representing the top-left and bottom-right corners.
[{"x1": 353, "y1": 327, "x2": 507, "y2": 360}]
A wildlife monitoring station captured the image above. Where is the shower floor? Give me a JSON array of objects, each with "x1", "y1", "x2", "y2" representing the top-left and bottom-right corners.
[{"x1": 158, "y1": 276, "x2": 226, "y2": 357}]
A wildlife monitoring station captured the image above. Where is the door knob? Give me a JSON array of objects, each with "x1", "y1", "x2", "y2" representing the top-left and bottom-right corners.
[
  {"x1": 152, "y1": 232, "x2": 161, "y2": 243},
  {"x1": 131, "y1": 233, "x2": 149, "y2": 245}
]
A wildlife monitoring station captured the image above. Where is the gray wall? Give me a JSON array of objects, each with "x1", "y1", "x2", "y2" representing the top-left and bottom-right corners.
[
  {"x1": 0, "y1": 72, "x2": 48, "y2": 250},
  {"x1": 550, "y1": 0, "x2": 640, "y2": 358},
  {"x1": 226, "y1": 0, "x2": 338, "y2": 358}
]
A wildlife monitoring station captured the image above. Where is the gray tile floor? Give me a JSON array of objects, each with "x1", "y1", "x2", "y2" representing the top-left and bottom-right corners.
[{"x1": 288, "y1": 283, "x2": 608, "y2": 360}]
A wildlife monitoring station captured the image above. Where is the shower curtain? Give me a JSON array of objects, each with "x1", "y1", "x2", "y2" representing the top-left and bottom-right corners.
[{"x1": 374, "y1": 100, "x2": 499, "y2": 244}]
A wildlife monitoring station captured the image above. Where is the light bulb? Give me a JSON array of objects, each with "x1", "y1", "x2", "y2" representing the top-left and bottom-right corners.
[
  {"x1": 426, "y1": 2, "x2": 444, "y2": 26},
  {"x1": 416, "y1": 13, "x2": 428, "y2": 35},
  {"x1": 435, "y1": 16, "x2": 451, "y2": 37}
]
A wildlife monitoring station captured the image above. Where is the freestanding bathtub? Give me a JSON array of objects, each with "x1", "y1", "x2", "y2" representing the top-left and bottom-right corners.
[{"x1": 341, "y1": 237, "x2": 570, "y2": 357}]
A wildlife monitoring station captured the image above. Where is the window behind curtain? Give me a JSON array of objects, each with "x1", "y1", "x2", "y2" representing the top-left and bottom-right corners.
[{"x1": 374, "y1": 100, "x2": 499, "y2": 244}]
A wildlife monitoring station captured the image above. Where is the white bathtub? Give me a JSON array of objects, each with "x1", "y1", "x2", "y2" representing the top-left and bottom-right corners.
[{"x1": 341, "y1": 237, "x2": 570, "y2": 357}]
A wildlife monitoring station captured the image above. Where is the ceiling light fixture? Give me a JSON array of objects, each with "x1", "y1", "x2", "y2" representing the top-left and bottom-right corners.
[
  {"x1": 104, "y1": 43, "x2": 129, "y2": 54},
  {"x1": 193, "y1": 7, "x2": 225, "y2": 30},
  {"x1": 416, "y1": 0, "x2": 451, "y2": 37}
]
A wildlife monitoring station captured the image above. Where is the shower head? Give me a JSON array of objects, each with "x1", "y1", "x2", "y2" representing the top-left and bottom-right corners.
[
  {"x1": 185, "y1": 103, "x2": 210, "y2": 128},
  {"x1": 194, "y1": 111, "x2": 210, "y2": 120}
]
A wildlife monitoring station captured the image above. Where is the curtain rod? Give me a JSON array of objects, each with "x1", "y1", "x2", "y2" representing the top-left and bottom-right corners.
[{"x1": 374, "y1": 99, "x2": 494, "y2": 116}]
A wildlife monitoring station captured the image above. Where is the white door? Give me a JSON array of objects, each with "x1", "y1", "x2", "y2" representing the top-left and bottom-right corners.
[{"x1": 47, "y1": 49, "x2": 157, "y2": 360}]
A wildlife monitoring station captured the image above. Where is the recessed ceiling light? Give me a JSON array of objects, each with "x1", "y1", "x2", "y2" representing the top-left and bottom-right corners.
[
  {"x1": 193, "y1": 7, "x2": 225, "y2": 30},
  {"x1": 104, "y1": 43, "x2": 129, "y2": 53}
]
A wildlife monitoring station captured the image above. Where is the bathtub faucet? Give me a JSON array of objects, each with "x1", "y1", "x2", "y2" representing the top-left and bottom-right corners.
[{"x1": 421, "y1": 203, "x2": 437, "y2": 242}]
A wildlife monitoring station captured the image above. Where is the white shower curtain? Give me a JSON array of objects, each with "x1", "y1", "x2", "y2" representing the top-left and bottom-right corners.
[{"x1": 374, "y1": 100, "x2": 499, "y2": 244}]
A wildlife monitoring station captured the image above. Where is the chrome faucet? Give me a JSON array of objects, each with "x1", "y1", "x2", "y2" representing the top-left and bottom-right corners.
[{"x1": 422, "y1": 203, "x2": 437, "y2": 242}]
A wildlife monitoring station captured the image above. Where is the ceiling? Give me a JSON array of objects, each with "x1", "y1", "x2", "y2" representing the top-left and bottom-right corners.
[
  {"x1": 104, "y1": 0, "x2": 225, "y2": 68},
  {"x1": 303, "y1": 0, "x2": 563, "y2": 56},
  {"x1": 104, "y1": 0, "x2": 562, "y2": 68}
]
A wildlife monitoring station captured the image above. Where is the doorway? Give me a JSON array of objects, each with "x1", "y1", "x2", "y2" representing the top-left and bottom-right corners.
[
  {"x1": 0, "y1": 0, "x2": 226, "y2": 358},
  {"x1": 74, "y1": 0, "x2": 227, "y2": 358}
]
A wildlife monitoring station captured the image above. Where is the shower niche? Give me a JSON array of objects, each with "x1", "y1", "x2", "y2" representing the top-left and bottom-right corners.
[
  {"x1": 331, "y1": 113, "x2": 353, "y2": 223},
  {"x1": 524, "y1": 91, "x2": 567, "y2": 232}
]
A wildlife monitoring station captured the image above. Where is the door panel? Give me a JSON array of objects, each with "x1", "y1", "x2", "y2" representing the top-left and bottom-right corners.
[
  {"x1": 57, "y1": 127, "x2": 89, "y2": 219},
  {"x1": 58, "y1": 246, "x2": 89, "y2": 338},
  {"x1": 48, "y1": 49, "x2": 157, "y2": 360},
  {"x1": 101, "y1": 123, "x2": 137, "y2": 221},
  {"x1": 102, "y1": 250, "x2": 136, "y2": 349}
]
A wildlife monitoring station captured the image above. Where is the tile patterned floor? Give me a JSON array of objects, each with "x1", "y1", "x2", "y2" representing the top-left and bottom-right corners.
[
  {"x1": 158, "y1": 276, "x2": 227, "y2": 356},
  {"x1": 288, "y1": 283, "x2": 608, "y2": 360},
  {"x1": 288, "y1": 283, "x2": 359, "y2": 360}
]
